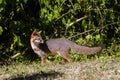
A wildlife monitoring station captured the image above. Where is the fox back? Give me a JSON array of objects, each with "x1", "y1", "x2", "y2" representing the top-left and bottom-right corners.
[{"x1": 45, "y1": 38, "x2": 102, "y2": 55}]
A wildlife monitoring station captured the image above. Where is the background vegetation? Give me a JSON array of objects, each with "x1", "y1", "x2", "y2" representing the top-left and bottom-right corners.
[{"x1": 0, "y1": 0, "x2": 120, "y2": 65}]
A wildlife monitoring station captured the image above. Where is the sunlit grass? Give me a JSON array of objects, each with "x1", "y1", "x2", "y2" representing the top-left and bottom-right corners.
[{"x1": 0, "y1": 56, "x2": 120, "y2": 80}]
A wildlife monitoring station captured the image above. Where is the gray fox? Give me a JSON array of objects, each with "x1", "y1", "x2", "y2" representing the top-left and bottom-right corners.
[{"x1": 30, "y1": 31, "x2": 103, "y2": 64}]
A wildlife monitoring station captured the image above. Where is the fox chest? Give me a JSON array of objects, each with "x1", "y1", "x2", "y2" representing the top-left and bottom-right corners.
[
  {"x1": 31, "y1": 42, "x2": 40, "y2": 52},
  {"x1": 31, "y1": 42, "x2": 50, "y2": 55}
]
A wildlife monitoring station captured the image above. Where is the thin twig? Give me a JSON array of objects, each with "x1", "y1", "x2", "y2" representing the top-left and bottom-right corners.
[
  {"x1": 58, "y1": 0, "x2": 66, "y2": 9},
  {"x1": 69, "y1": 0, "x2": 74, "y2": 9},
  {"x1": 68, "y1": 22, "x2": 120, "y2": 39},
  {"x1": 55, "y1": 10, "x2": 72, "y2": 22},
  {"x1": 55, "y1": 8, "x2": 82, "y2": 22},
  {"x1": 97, "y1": 6, "x2": 104, "y2": 27},
  {"x1": 87, "y1": 9, "x2": 120, "y2": 14},
  {"x1": 100, "y1": 22, "x2": 120, "y2": 30},
  {"x1": 67, "y1": 15, "x2": 88, "y2": 27},
  {"x1": 68, "y1": 28, "x2": 95, "y2": 39},
  {"x1": 11, "y1": 53, "x2": 21, "y2": 59},
  {"x1": 20, "y1": 3, "x2": 24, "y2": 10}
]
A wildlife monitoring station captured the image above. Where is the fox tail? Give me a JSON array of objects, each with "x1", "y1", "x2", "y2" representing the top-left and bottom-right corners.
[{"x1": 70, "y1": 42, "x2": 103, "y2": 54}]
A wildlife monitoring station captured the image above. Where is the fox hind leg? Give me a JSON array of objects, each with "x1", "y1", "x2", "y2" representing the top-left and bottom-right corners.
[{"x1": 57, "y1": 51, "x2": 72, "y2": 62}]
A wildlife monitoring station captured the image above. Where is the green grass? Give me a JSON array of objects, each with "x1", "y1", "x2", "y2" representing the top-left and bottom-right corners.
[{"x1": 0, "y1": 56, "x2": 120, "y2": 80}]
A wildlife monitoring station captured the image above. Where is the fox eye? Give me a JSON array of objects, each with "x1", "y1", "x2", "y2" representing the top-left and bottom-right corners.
[{"x1": 33, "y1": 33, "x2": 39, "y2": 36}]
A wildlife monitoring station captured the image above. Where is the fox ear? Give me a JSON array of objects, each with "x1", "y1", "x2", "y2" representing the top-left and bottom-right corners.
[
  {"x1": 32, "y1": 31, "x2": 36, "y2": 35},
  {"x1": 38, "y1": 31, "x2": 42, "y2": 34}
]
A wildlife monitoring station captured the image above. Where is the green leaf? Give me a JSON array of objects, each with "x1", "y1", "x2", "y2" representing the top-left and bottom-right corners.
[
  {"x1": 54, "y1": 10, "x2": 59, "y2": 19},
  {"x1": 0, "y1": 26, "x2": 3, "y2": 35},
  {"x1": 48, "y1": 14, "x2": 53, "y2": 21},
  {"x1": 74, "y1": 3, "x2": 81, "y2": 9},
  {"x1": 10, "y1": 34, "x2": 23, "y2": 51},
  {"x1": 56, "y1": 0, "x2": 61, "y2": 5},
  {"x1": 116, "y1": 51, "x2": 120, "y2": 56},
  {"x1": 23, "y1": 0, "x2": 27, "y2": 3},
  {"x1": 44, "y1": 0, "x2": 49, "y2": 8},
  {"x1": 86, "y1": 35, "x2": 92, "y2": 40},
  {"x1": 62, "y1": 18, "x2": 66, "y2": 25},
  {"x1": 82, "y1": 20, "x2": 87, "y2": 31},
  {"x1": 95, "y1": 34, "x2": 100, "y2": 42},
  {"x1": 0, "y1": 0, "x2": 2, "y2": 4}
]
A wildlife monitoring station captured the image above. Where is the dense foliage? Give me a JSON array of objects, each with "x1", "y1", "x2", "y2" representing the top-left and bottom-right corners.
[{"x1": 0, "y1": 0, "x2": 120, "y2": 64}]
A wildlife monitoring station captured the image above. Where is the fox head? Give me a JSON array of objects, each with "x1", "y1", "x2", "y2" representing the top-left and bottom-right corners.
[{"x1": 30, "y1": 31, "x2": 44, "y2": 44}]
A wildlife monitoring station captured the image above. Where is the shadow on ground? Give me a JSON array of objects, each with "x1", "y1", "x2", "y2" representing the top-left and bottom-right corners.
[{"x1": 9, "y1": 71, "x2": 63, "y2": 80}]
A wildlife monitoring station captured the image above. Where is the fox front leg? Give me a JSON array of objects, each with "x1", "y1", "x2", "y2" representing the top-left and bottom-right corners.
[
  {"x1": 41, "y1": 56, "x2": 47, "y2": 65},
  {"x1": 35, "y1": 50, "x2": 47, "y2": 65}
]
